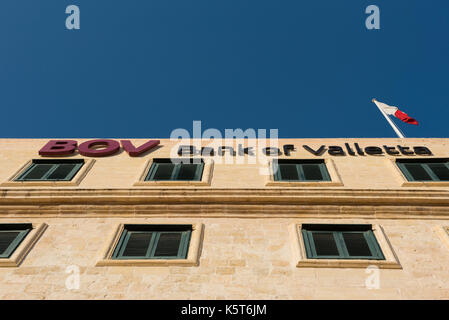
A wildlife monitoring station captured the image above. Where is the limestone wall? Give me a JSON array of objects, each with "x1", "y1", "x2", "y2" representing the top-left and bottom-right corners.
[{"x1": 0, "y1": 217, "x2": 448, "y2": 299}]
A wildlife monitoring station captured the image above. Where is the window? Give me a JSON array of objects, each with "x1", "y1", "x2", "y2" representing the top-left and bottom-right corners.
[
  {"x1": 97, "y1": 223, "x2": 203, "y2": 266},
  {"x1": 397, "y1": 159, "x2": 449, "y2": 182},
  {"x1": 112, "y1": 225, "x2": 192, "y2": 260},
  {"x1": 301, "y1": 224, "x2": 384, "y2": 260},
  {"x1": 145, "y1": 159, "x2": 204, "y2": 181},
  {"x1": 273, "y1": 159, "x2": 330, "y2": 181},
  {"x1": 15, "y1": 159, "x2": 84, "y2": 181},
  {"x1": 0, "y1": 224, "x2": 32, "y2": 258}
]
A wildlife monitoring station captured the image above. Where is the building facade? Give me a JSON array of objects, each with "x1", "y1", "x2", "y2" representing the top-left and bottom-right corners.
[{"x1": 0, "y1": 138, "x2": 448, "y2": 299}]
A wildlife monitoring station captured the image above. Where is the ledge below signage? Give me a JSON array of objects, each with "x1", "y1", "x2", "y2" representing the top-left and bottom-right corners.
[{"x1": 1, "y1": 188, "x2": 449, "y2": 209}]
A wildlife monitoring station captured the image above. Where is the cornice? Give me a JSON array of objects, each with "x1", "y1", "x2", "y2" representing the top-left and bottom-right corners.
[{"x1": 1, "y1": 188, "x2": 449, "y2": 206}]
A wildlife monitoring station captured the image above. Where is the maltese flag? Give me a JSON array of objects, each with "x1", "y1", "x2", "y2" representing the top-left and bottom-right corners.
[{"x1": 372, "y1": 99, "x2": 419, "y2": 125}]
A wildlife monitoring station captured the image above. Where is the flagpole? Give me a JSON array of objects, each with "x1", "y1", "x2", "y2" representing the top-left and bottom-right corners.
[{"x1": 372, "y1": 98, "x2": 405, "y2": 138}]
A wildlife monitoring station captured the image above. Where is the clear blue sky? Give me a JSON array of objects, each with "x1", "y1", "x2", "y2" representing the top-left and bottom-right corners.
[{"x1": 1, "y1": 1, "x2": 448, "y2": 138}]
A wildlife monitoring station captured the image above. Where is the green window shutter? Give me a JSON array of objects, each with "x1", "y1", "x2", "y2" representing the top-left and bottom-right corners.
[
  {"x1": 152, "y1": 232, "x2": 182, "y2": 257},
  {"x1": 146, "y1": 159, "x2": 204, "y2": 181},
  {"x1": 302, "y1": 225, "x2": 384, "y2": 260},
  {"x1": 0, "y1": 224, "x2": 32, "y2": 258},
  {"x1": 151, "y1": 231, "x2": 191, "y2": 259},
  {"x1": 299, "y1": 163, "x2": 331, "y2": 181},
  {"x1": 0, "y1": 232, "x2": 22, "y2": 257},
  {"x1": 427, "y1": 163, "x2": 449, "y2": 181},
  {"x1": 175, "y1": 163, "x2": 204, "y2": 181},
  {"x1": 274, "y1": 160, "x2": 330, "y2": 182},
  {"x1": 396, "y1": 162, "x2": 414, "y2": 181},
  {"x1": 310, "y1": 232, "x2": 341, "y2": 257},
  {"x1": 147, "y1": 163, "x2": 176, "y2": 180},
  {"x1": 19, "y1": 164, "x2": 55, "y2": 180},
  {"x1": 364, "y1": 231, "x2": 385, "y2": 260},
  {"x1": 300, "y1": 164, "x2": 322, "y2": 181},
  {"x1": 47, "y1": 163, "x2": 83, "y2": 181},
  {"x1": 272, "y1": 161, "x2": 282, "y2": 181},
  {"x1": 113, "y1": 225, "x2": 192, "y2": 260},
  {"x1": 16, "y1": 160, "x2": 84, "y2": 181},
  {"x1": 398, "y1": 162, "x2": 432, "y2": 181},
  {"x1": 340, "y1": 232, "x2": 372, "y2": 257},
  {"x1": 301, "y1": 229, "x2": 314, "y2": 258},
  {"x1": 279, "y1": 164, "x2": 300, "y2": 181},
  {"x1": 318, "y1": 163, "x2": 331, "y2": 181},
  {"x1": 120, "y1": 231, "x2": 155, "y2": 258}
]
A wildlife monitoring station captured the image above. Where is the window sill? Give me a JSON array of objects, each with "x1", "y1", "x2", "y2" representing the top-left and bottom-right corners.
[
  {"x1": 401, "y1": 181, "x2": 449, "y2": 187},
  {"x1": 266, "y1": 181, "x2": 343, "y2": 187},
  {"x1": 96, "y1": 258, "x2": 198, "y2": 267},
  {"x1": 1, "y1": 158, "x2": 95, "y2": 187},
  {"x1": 296, "y1": 259, "x2": 401, "y2": 269},
  {"x1": 0, "y1": 223, "x2": 48, "y2": 267},
  {"x1": 96, "y1": 223, "x2": 204, "y2": 267},
  {"x1": 289, "y1": 223, "x2": 402, "y2": 269},
  {"x1": 133, "y1": 180, "x2": 211, "y2": 187}
]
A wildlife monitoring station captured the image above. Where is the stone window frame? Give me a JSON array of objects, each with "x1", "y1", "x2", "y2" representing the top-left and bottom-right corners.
[
  {"x1": 265, "y1": 158, "x2": 343, "y2": 187},
  {"x1": 389, "y1": 157, "x2": 449, "y2": 187},
  {"x1": 289, "y1": 222, "x2": 402, "y2": 269},
  {"x1": 96, "y1": 223, "x2": 204, "y2": 266},
  {"x1": 133, "y1": 158, "x2": 213, "y2": 186},
  {"x1": 1, "y1": 158, "x2": 95, "y2": 187},
  {"x1": 434, "y1": 225, "x2": 449, "y2": 250},
  {"x1": 0, "y1": 223, "x2": 48, "y2": 267}
]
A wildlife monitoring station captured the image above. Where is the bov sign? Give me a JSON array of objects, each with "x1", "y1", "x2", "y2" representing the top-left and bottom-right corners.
[{"x1": 38, "y1": 139, "x2": 433, "y2": 158}]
